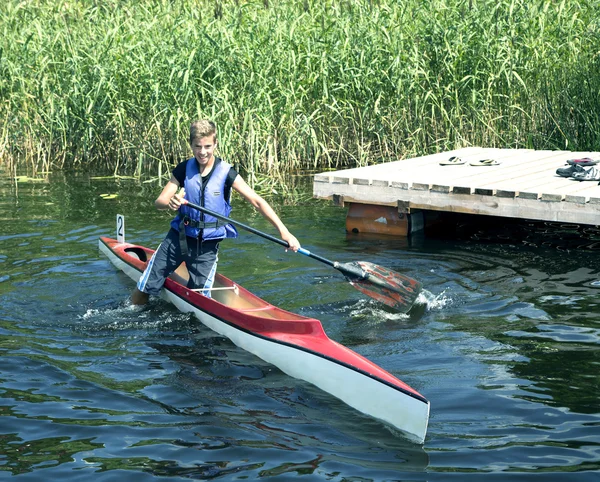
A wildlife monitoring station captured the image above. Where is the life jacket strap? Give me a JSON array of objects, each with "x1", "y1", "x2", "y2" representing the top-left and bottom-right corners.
[
  {"x1": 181, "y1": 215, "x2": 219, "y2": 229},
  {"x1": 178, "y1": 218, "x2": 189, "y2": 254},
  {"x1": 178, "y1": 216, "x2": 221, "y2": 253}
]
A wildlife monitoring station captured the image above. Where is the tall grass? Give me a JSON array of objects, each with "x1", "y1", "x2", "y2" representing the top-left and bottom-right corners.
[{"x1": 1, "y1": 0, "x2": 598, "y2": 179}]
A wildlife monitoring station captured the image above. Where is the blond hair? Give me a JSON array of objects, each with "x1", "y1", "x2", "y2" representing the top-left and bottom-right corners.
[{"x1": 189, "y1": 119, "x2": 217, "y2": 143}]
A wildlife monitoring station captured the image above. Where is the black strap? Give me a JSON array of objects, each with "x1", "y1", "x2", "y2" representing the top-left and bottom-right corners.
[
  {"x1": 181, "y1": 215, "x2": 219, "y2": 229},
  {"x1": 178, "y1": 216, "x2": 222, "y2": 253},
  {"x1": 179, "y1": 218, "x2": 189, "y2": 254}
]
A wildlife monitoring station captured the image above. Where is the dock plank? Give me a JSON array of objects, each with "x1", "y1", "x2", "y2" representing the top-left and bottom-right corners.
[{"x1": 313, "y1": 148, "x2": 600, "y2": 226}]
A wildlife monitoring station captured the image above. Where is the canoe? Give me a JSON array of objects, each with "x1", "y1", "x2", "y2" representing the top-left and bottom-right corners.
[{"x1": 98, "y1": 236, "x2": 430, "y2": 443}]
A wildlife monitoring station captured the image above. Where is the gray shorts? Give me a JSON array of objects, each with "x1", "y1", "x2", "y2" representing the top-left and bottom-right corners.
[{"x1": 137, "y1": 228, "x2": 221, "y2": 297}]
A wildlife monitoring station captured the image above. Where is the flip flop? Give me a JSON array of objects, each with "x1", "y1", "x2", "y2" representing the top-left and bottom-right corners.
[
  {"x1": 439, "y1": 156, "x2": 465, "y2": 166},
  {"x1": 470, "y1": 159, "x2": 500, "y2": 166}
]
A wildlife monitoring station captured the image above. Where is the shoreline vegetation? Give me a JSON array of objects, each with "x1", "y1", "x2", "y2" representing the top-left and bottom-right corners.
[{"x1": 1, "y1": 0, "x2": 598, "y2": 184}]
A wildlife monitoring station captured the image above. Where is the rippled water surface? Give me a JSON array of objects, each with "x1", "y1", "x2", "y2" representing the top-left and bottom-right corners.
[{"x1": 0, "y1": 172, "x2": 599, "y2": 480}]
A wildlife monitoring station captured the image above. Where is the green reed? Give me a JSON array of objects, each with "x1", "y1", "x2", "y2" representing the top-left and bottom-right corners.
[{"x1": 1, "y1": 0, "x2": 598, "y2": 179}]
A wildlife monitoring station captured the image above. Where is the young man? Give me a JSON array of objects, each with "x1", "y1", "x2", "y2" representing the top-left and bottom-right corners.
[{"x1": 131, "y1": 119, "x2": 300, "y2": 305}]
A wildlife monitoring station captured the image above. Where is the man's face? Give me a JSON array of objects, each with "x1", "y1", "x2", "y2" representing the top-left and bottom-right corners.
[{"x1": 191, "y1": 135, "x2": 217, "y2": 166}]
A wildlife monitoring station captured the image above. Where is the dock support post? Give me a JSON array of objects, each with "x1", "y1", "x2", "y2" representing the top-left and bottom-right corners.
[{"x1": 345, "y1": 202, "x2": 424, "y2": 237}]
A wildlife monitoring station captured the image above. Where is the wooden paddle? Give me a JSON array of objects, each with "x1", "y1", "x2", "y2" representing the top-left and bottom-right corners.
[{"x1": 182, "y1": 200, "x2": 422, "y2": 312}]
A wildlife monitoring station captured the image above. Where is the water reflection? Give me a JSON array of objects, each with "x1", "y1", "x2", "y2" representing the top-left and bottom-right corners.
[{"x1": 415, "y1": 214, "x2": 600, "y2": 444}]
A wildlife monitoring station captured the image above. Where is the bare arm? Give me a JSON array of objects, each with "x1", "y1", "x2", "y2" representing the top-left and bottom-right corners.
[{"x1": 232, "y1": 176, "x2": 301, "y2": 252}]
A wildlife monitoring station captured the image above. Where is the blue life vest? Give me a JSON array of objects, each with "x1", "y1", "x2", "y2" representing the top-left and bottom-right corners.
[{"x1": 170, "y1": 158, "x2": 238, "y2": 240}]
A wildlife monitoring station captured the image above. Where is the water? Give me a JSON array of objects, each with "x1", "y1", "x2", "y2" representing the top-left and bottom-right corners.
[{"x1": 0, "y1": 171, "x2": 599, "y2": 480}]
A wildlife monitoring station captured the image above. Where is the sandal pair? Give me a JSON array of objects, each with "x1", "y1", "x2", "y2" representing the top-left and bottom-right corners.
[{"x1": 439, "y1": 157, "x2": 500, "y2": 166}]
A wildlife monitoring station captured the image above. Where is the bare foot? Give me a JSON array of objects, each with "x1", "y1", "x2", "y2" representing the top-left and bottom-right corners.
[{"x1": 131, "y1": 288, "x2": 149, "y2": 305}]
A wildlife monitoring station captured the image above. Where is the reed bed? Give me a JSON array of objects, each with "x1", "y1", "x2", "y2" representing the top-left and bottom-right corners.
[{"x1": 1, "y1": 0, "x2": 598, "y2": 180}]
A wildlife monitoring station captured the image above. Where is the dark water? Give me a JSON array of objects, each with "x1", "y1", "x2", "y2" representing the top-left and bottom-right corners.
[{"x1": 0, "y1": 171, "x2": 599, "y2": 481}]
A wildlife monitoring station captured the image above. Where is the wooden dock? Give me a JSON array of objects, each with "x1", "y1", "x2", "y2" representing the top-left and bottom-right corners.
[{"x1": 313, "y1": 147, "x2": 600, "y2": 235}]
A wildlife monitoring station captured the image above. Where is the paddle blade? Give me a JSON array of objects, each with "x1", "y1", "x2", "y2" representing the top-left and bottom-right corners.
[{"x1": 342, "y1": 261, "x2": 422, "y2": 313}]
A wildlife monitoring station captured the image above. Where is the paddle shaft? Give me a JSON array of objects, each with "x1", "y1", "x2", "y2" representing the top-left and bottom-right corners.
[
  {"x1": 182, "y1": 200, "x2": 337, "y2": 268},
  {"x1": 182, "y1": 200, "x2": 422, "y2": 312}
]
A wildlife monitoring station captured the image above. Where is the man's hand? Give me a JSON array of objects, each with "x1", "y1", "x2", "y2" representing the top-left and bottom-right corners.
[
  {"x1": 168, "y1": 188, "x2": 186, "y2": 211},
  {"x1": 282, "y1": 232, "x2": 301, "y2": 252}
]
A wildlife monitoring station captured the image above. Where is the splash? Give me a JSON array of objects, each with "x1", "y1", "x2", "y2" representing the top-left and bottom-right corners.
[
  {"x1": 344, "y1": 298, "x2": 409, "y2": 321},
  {"x1": 80, "y1": 300, "x2": 147, "y2": 321},
  {"x1": 332, "y1": 288, "x2": 453, "y2": 321},
  {"x1": 416, "y1": 289, "x2": 451, "y2": 311},
  {"x1": 78, "y1": 299, "x2": 191, "y2": 333}
]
